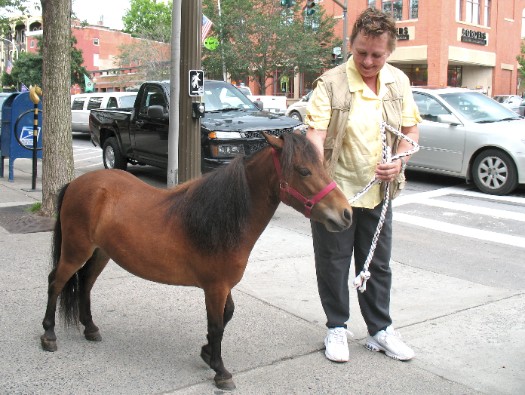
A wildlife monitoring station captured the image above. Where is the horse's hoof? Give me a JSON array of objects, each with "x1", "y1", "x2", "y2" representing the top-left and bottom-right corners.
[
  {"x1": 84, "y1": 330, "x2": 102, "y2": 342},
  {"x1": 200, "y1": 346, "x2": 211, "y2": 367},
  {"x1": 214, "y1": 376, "x2": 236, "y2": 391},
  {"x1": 40, "y1": 335, "x2": 57, "y2": 352}
]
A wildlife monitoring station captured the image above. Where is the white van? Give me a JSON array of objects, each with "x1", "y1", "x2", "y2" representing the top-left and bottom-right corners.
[{"x1": 71, "y1": 92, "x2": 138, "y2": 133}]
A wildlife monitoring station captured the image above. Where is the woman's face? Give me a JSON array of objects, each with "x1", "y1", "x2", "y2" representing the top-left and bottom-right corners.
[{"x1": 351, "y1": 31, "x2": 391, "y2": 80}]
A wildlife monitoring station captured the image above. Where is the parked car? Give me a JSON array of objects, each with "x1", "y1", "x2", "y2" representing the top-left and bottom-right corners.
[
  {"x1": 519, "y1": 97, "x2": 525, "y2": 117},
  {"x1": 285, "y1": 91, "x2": 312, "y2": 122},
  {"x1": 493, "y1": 94, "x2": 521, "y2": 114},
  {"x1": 410, "y1": 87, "x2": 525, "y2": 195},
  {"x1": 71, "y1": 92, "x2": 137, "y2": 133}
]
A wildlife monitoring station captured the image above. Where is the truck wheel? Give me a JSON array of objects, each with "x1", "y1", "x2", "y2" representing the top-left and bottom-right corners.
[
  {"x1": 472, "y1": 149, "x2": 517, "y2": 195},
  {"x1": 103, "y1": 137, "x2": 128, "y2": 170}
]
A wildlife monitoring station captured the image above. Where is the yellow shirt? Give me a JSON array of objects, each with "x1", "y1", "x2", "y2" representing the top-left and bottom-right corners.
[{"x1": 306, "y1": 58, "x2": 421, "y2": 208}]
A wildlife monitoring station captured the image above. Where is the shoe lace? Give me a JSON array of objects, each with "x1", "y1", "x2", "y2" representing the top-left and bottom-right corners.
[{"x1": 329, "y1": 328, "x2": 352, "y2": 344}]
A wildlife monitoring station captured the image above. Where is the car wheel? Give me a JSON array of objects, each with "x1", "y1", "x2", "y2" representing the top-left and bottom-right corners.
[
  {"x1": 102, "y1": 137, "x2": 128, "y2": 170},
  {"x1": 289, "y1": 111, "x2": 302, "y2": 122},
  {"x1": 472, "y1": 149, "x2": 518, "y2": 195}
]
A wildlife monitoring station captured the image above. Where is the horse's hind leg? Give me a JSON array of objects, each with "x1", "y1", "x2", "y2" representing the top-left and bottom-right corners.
[
  {"x1": 41, "y1": 259, "x2": 84, "y2": 352},
  {"x1": 201, "y1": 289, "x2": 235, "y2": 390},
  {"x1": 78, "y1": 248, "x2": 110, "y2": 342}
]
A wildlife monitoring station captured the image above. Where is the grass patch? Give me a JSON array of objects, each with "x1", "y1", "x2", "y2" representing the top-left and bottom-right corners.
[{"x1": 27, "y1": 202, "x2": 42, "y2": 213}]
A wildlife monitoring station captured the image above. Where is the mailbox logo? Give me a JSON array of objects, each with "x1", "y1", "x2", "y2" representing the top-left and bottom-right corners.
[{"x1": 20, "y1": 126, "x2": 41, "y2": 148}]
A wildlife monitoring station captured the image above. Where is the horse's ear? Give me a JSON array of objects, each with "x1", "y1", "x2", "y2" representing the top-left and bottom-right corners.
[{"x1": 262, "y1": 131, "x2": 284, "y2": 151}]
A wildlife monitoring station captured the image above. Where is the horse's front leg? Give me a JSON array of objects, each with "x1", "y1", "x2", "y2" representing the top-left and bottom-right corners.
[{"x1": 201, "y1": 289, "x2": 235, "y2": 390}]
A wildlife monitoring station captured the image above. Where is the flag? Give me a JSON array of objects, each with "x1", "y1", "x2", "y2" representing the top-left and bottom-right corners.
[
  {"x1": 84, "y1": 74, "x2": 94, "y2": 92},
  {"x1": 202, "y1": 14, "x2": 213, "y2": 43},
  {"x1": 6, "y1": 60, "x2": 12, "y2": 74},
  {"x1": 21, "y1": 83, "x2": 28, "y2": 92}
]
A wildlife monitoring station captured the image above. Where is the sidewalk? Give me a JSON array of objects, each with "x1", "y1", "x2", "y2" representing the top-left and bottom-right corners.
[{"x1": 1, "y1": 158, "x2": 523, "y2": 394}]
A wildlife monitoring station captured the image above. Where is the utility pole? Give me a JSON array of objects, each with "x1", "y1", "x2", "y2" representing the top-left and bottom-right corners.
[
  {"x1": 168, "y1": 0, "x2": 181, "y2": 187},
  {"x1": 177, "y1": 0, "x2": 202, "y2": 183},
  {"x1": 332, "y1": 0, "x2": 348, "y2": 61}
]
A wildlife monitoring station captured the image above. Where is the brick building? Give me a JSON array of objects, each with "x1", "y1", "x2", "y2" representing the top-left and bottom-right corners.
[
  {"x1": 294, "y1": 0, "x2": 525, "y2": 98},
  {"x1": 2, "y1": 1, "x2": 524, "y2": 97}
]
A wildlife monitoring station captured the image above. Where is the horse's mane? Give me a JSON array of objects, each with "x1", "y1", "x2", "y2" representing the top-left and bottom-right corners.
[{"x1": 167, "y1": 132, "x2": 319, "y2": 253}]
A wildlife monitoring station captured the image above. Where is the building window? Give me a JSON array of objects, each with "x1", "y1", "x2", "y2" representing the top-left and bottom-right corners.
[
  {"x1": 465, "y1": 0, "x2": 480, "y2": 25},
  {"x1": 382, "y1": 1, "x2": 402, "y2": 21},
  {"x1": 396, "y1": 64, "x2": 427, "y2": 86},
  {"x1": 93, "y1": 38, "x2": 99, "y2": 46},
  {"x1": 448, "y1": 66, "x2": 462, "y2": 87},
  {"x1": 30, "y1": 40, "x2": 35, "y2": 48},
  {"x1": 483, "y1": 0, "x2": 491, "y2": 27},
  {"x1": 367, "y1": 0, "x2": 376, "y2": 8},
  {"x1": 409, "y1": 0, "x2": 418, "y2": 19}
]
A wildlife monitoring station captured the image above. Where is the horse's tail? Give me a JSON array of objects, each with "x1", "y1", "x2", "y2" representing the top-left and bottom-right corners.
[{"x1": 52, "y1": 183, "x2": 80, "y2": 327}]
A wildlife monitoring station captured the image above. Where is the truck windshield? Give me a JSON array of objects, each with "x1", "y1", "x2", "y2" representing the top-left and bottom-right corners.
[{"x1": 203, "y1": 82, "x2": 258, "y2": 112}]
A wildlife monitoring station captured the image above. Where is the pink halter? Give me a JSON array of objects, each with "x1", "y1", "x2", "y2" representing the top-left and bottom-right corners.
[{"x1": 272, "y1": 148, "x2": 337, "y2": 218}]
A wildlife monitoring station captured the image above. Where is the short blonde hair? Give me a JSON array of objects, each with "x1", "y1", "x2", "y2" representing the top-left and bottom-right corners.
[{"x1": 350, "y1": 8, "x2": 397, "y2": 52}]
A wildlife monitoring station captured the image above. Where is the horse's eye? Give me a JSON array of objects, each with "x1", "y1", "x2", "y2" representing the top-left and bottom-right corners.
[{"x1": 297, "y1": 167, "x2": 311, "y2": 177}]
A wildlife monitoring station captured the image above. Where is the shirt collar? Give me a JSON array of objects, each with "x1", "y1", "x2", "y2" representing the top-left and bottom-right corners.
[{"x1": 346, "y1": 56, "x2": 395, "y2": 98}]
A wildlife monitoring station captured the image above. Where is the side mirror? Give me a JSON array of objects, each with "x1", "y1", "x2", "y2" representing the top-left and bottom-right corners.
[
  {"x1": 147, "y1": 105, "x2": 166, "y2": 119},
  {"x1": 254, "y1": 100, "x2": 263, "y2": 110},
  {"x1": 437, "y1": 113, "x2": 461, "y2": 126}
]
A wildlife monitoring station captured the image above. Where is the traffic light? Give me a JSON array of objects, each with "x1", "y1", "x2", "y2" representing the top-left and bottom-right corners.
[
  {"x1": 280, "y1": 0, "x2": 296, "y2": 7},
  {"x1": 305, "y1": 0, "x2": 316, "y2": 15}
]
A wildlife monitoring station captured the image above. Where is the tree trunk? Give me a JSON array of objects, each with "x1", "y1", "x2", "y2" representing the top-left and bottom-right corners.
[{"x1": 40, "y1": 0, "x2": 75, "y2": 216}]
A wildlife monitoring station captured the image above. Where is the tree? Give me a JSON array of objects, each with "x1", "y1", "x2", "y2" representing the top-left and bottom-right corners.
[
  {"x1": 1, "y1": 36, "x2": 88, "y2": 91},
  {"x1": 518, "y1": 42, "x2": 525, "y2": 87},
  {"x1": 39, "y1": 0, "x2": 75, "y2": 216},
  {"x1": 122, "y1": 0, "x2": 173, "y2": 42},
  {"x1": 0, "y1": 0, "x2": 33, "y2": 32},
  {"x1": 202, "y1": 0, "x2": 337, "y2": 91}
]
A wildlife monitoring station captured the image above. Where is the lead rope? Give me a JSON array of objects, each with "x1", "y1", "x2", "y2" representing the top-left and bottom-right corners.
[{"x1": 351, "y1": 122, "x2": 419, "y2": 292}]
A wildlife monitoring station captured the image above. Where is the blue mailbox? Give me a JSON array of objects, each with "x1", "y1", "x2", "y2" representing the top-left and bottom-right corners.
[{"x1": 0, "y1": 92, "x2": 43, "y2": 181}]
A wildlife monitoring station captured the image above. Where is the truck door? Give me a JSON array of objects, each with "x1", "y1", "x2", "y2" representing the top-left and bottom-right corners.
[{"x1": 129, "y1": 84, "x2": 169, "y2": 167}]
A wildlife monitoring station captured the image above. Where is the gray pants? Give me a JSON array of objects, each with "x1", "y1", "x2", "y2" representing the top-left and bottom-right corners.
[{"x1": 311, "y1": 201, "x2": 393, "y2": 336}]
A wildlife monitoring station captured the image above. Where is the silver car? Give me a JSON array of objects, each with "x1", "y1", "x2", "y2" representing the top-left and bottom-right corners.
[
  {"x1": 410, "y1": 87, "x2": 525, "y2": 195},
  {"x1": 285, "y1": 91, "x2": 312, "y2": 122}
]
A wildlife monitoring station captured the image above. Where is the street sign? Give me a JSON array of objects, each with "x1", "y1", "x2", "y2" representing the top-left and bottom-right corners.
[{"x1": 189, "y1": 70, "x2": 204, "y2": 97}]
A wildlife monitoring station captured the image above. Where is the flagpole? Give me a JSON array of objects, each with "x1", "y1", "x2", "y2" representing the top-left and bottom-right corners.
[{"x1": 217, "y1": 0, "x2": 227, "y2": 81}]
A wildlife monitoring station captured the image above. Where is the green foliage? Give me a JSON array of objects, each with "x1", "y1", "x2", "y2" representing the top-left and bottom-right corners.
[
  {"x1": 518, "y1": 42, "x2": 525, "y2": 82},
  {"x1": 0, "y1": 0, "x2": 37, "y2": 34},
  {"x1": 202, "y1": 0, "x2": 337, "y2": 90},
  {"x1": 2, "y1": 36, "x2": 88, "y2": 90},
  {"x1": 122, "y1": 0, "x2": 173, "y2": 42}
]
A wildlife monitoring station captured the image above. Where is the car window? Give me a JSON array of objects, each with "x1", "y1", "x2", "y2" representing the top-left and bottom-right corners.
[
  {"x1": 87, "y1": 97, "x2": 103, "y2": 110},
  {"x1": 139, "y1": 86, "x2": 166, "y2": 115},
  {"x1": 441, "y1": 92, "x2": 517, "y2": 122},
  {"x1": 71, "y1": 97, "x2": 85, "y2": 110},
  {"x1": 203, "y1": 82, "x2": 256, "y2": 111},
  {"x1": 120, "y1": 95, "x2": 137, "y2": 108},
  {"x1": 412, "y1": 92, "x2": 449, "y2": 122},
  {"x1": 107, "y1": 97, "x2": 118, "y2": 108}
]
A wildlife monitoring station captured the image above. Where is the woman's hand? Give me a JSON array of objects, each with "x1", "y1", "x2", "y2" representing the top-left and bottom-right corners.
[{"x1": 375, "y1": 159, "x2": 403, "y2": 182}]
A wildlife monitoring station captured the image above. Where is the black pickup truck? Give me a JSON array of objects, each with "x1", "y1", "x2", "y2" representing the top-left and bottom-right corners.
[{"x1": 89, "y1": 80, "x2": 304, "y2": 173}]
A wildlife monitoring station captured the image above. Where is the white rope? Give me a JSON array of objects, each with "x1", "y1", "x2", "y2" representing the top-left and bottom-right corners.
[{"x1": 351, "y1": 122, "x2": 419, "y2": 292}]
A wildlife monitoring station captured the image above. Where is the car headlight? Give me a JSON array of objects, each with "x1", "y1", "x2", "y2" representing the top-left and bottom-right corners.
[
  {"x1": 293, "y1": 123, "x2": 308, "y2": 136},
  {"x1": 208, "y1": 131, "x2": 243, "y2": 139}
]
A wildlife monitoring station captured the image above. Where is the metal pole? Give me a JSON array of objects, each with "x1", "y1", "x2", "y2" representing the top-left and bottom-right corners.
[
  {"x1": 217, "y1": 0, "x2": 227, "y2": 81},
  {"x1": 168, "y1": 0, "x2": 182, "y2": 187},
  {"x1": 332, "y1": 0, "x2": 348, "y2": 61}
]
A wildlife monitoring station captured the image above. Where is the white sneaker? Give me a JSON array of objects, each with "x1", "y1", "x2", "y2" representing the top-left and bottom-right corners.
[
  {"x1": 324, "y1": 327, "x2": 349, "y2": 362},
  {"x1": 365, "y1": 325, "x2": 415, "y2": 361}
]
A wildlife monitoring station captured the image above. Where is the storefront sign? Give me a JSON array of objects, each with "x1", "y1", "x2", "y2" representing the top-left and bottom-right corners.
[
  {"x1": 397, "y1": 27, "x2": 409, "y2": 40},
  {"x1": 461, "y1": 28, "x2": 487, "y2": 45}
]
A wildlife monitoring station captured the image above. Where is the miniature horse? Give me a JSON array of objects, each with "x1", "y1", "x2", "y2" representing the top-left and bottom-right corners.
[{"x1": 40, "y1": 132, "x2": 352, "y2": 390}]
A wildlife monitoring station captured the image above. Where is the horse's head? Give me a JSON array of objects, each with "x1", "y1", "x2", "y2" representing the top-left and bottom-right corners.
[{"x1": 264, "y1": 132, "x2": 352, "y2": 232}]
